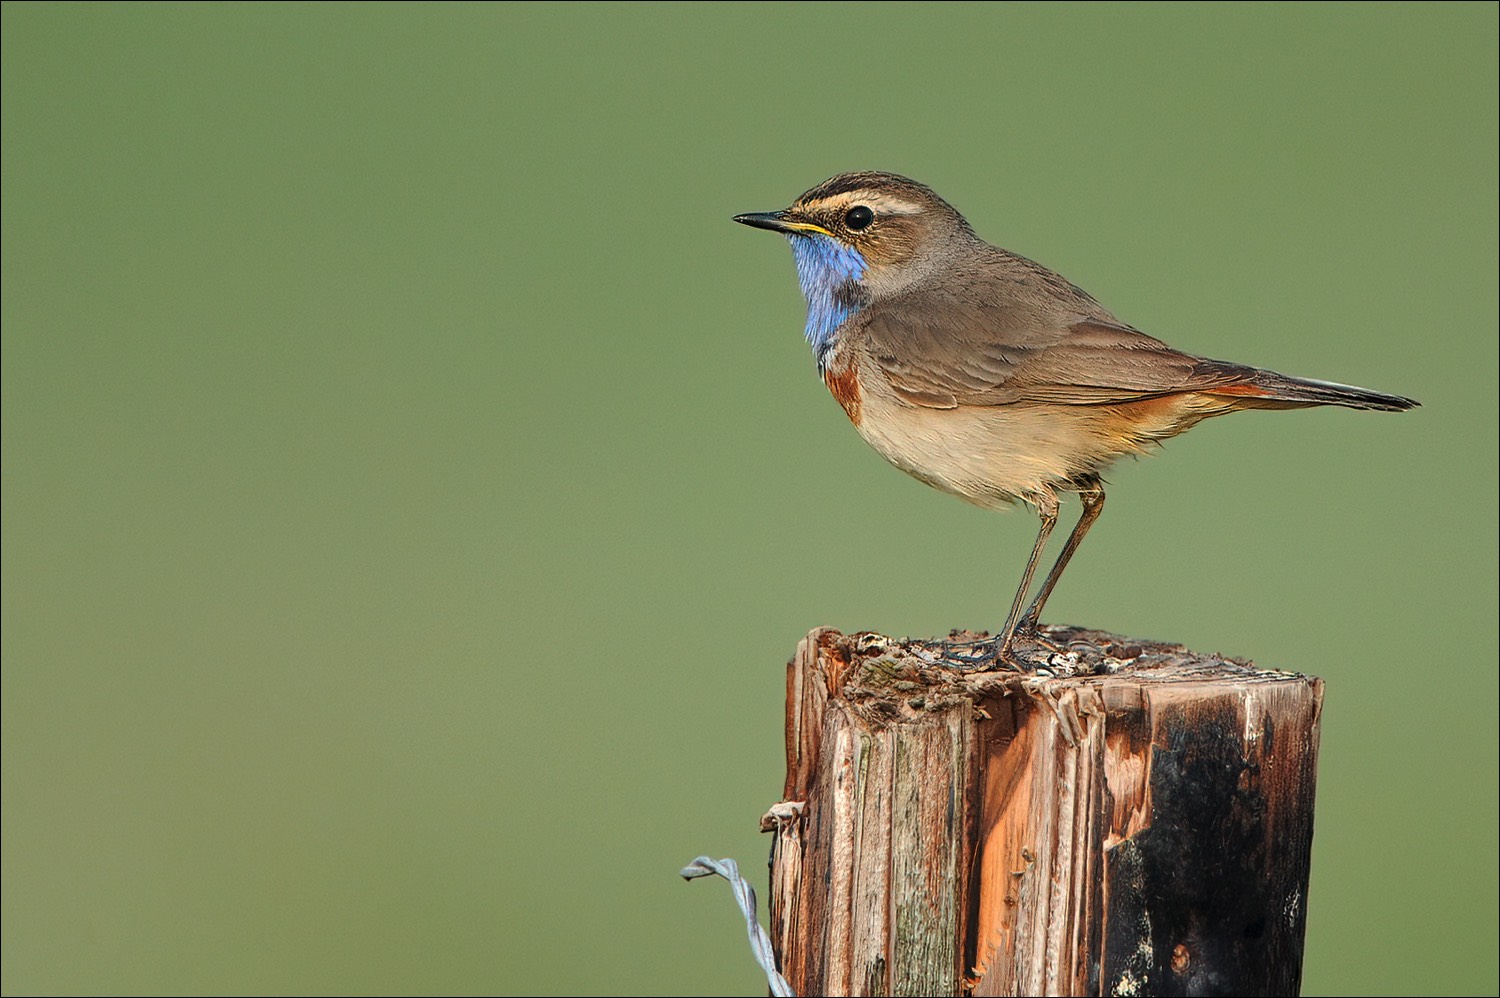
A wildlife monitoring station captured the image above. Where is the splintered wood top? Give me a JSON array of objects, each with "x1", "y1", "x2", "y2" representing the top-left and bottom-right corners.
[{"x1": 805, "y1": 625, "x2": 1319, "y2": 725}]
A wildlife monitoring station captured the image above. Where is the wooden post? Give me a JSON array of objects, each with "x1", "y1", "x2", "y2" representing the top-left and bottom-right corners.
[{"x1": 762, "y1": 627, "x2": 1323, "y2": 997}]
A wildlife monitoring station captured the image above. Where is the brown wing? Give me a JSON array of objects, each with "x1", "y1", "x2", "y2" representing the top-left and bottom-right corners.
[
  {"x1": 856, "y1": 259, "x2": 1252, "y2": 408},
  {"x1": 997, "y1": 317, "x2": 1253, "y2": 404}
]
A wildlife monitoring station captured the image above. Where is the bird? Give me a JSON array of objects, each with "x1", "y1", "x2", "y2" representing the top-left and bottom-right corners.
[{"x1": 734, "y1": 171, "x2": 1418, "y2": 664}]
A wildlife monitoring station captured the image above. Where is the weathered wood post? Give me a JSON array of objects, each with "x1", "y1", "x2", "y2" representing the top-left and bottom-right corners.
[{"x1": 762, "y1": 626, "x2": 1323, "y2": 997}]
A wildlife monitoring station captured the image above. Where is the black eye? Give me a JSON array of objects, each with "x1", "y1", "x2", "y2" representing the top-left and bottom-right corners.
[{"x1": 844, "y1": 205, "x2": 874, "y2": 231}]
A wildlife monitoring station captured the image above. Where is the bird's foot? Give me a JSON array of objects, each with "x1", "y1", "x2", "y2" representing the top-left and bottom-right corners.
[
  {"x1": 997, "y1": 618, "x2": 1084, "y2": 671},
  {"x1": 1006, "y1": 618, "x2": 1072, "y2": 660},
  {"x1": 916, "y1": 631, "x2": 1024, "y2": 672},
  {"x1": 1009, "y1": 621, "x2": 1126, "y2": 677},
  {"x1": 913, "y1": 623, "x2": 1124, "y2": 676},
  {"x1": 913, "y1": 621, "x2": 1086, "y2": 672}
]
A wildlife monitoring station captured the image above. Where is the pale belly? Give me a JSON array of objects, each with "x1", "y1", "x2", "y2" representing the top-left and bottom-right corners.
[
  {"x1": 841, "y1": 359, "x2": 1219, "y2": 510},
  {"x1": 853, "y1": 393, "x2": 1109, "y2": 509}
]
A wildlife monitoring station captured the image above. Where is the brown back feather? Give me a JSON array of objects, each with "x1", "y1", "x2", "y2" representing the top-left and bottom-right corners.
[{"x1": 854, "y1": 248, "x2": 1252, "y2": 408}]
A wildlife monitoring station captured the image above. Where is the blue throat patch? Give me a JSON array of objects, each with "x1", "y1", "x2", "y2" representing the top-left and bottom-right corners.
[{"x1": 787, "y1": 233, "x2": 868, "y2": 367}]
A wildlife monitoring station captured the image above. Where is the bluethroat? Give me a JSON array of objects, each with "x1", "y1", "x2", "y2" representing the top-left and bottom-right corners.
[{"x1": 735, "y1": 172, "x2": 1417, "y2": 662}]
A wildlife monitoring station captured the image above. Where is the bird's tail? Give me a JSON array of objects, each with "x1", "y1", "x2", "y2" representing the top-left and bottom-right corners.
[{"x1": 1209, "y1": 369, "x2": 1420, "y2": 412}]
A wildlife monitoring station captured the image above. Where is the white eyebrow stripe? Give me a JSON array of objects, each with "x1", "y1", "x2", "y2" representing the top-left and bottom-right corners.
[
  {"x1": 803, "y1": 192, "x2": 928, "y2": 218},
  {"x1": 861, "y1": 194, "x2": 925, "y2": 216}
]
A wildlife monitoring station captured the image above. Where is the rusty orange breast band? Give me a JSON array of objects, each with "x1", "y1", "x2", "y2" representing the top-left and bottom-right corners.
[{"x1": 823, "y1": 360, "x2": 863, "y2": 426}]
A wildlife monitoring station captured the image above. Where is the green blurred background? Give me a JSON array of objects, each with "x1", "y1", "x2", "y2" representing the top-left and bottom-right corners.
[{"x1": 3, "y1": 4, "x2": 1495, "y2": 995}]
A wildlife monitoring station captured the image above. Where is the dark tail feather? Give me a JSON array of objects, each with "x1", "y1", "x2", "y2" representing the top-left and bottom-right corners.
[{"x1": 1213, "y1": 370, "x2": 1420, "y2": 412}]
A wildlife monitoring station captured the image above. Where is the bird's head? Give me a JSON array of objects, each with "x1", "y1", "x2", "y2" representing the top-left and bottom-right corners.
[
  {"x1": 734, "y1": 172, "x2": 977, "y2": 359},
  {"x1": 735, "y1": 172, "x2": 975, "y2": 293}
]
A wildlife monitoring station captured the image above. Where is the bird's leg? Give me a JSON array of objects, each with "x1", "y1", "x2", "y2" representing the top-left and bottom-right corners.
[
  {"x1": 1019, "y1": 481, "x2": 1106, "y2": 632},
  {"x1": 997, "y1": 495, "x2": 1059, "y2": 659}
]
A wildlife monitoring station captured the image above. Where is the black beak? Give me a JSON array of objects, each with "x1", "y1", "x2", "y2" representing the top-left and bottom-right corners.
[
  {"x1": 732, "y1": 210, "x2": 795, "y2": 233},
  {"x1": 732, "y1": 210, "x2": 832, "y2": 237}
]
